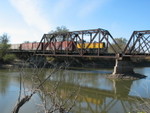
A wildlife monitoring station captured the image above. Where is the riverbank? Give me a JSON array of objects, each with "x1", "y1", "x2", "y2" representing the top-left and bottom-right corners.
[
  {"x1": 1, "y1": 57, "x2": 150, "y2": 69},
  {"x1": 0, "y1": 59, "x2": 27, "y2": 69},
  {"x1": 49, "y1": 57, "x2": 150, "y2": 68}
]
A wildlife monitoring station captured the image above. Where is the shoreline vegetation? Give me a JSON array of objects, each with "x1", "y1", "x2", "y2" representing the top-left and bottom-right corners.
[{"x1": 1, "y1": 57, "x2": 150, "y2": 69}]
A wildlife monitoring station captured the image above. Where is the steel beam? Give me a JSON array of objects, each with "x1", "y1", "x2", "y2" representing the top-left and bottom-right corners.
[
  {"x1": 35, "y1": 28, "x2": 122, "y2": 57},
  {"x1": 124, "y1": 30, "x2": 150, "y2": 56}
]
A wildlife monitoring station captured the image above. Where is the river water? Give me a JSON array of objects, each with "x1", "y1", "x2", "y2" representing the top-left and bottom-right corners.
[{"x1": 0, "y1": 67, "x2": 150, "y2": 113}]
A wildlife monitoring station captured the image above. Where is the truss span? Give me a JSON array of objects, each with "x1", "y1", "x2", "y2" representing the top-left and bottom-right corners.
[
  {"x1": 123, "y1": 30, "x2": 150, "y2": 57},
  {"x1": 35, "y1": 28, "x2": 122, "y2": 58}
]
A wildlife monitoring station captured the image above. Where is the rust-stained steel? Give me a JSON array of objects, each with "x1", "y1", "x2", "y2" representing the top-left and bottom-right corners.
[
  {"x1": 123, "y1": 30, "x2": 150, "y2": 56},
  {"x1": 9, "y1": 29, "x2": 150, "y2": 58},
  {"x1": 35, "y1": 28, "x2": 122, "y2": 58}
]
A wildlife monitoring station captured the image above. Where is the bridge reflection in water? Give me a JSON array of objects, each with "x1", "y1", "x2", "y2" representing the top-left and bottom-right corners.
[
  {"x1": 4, "y1": 67, "x2": 148, "y2": 113},
  {"x1": 1, "y1": 68, "x2": 149, "y2": 113},
  {"x1": 54, "y1": 79, "x2": 148, "y2": 113},
  {"x1": 18, "y1": 68, "x2": 149, "y2": 113},
  {"x1": 56, "y1": 81, "x2": 134, "y2": 113}
]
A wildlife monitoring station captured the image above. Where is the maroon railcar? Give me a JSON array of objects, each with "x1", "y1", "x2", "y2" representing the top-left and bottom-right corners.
[
  {"x1": 21, "y1": 43, "x2": 33, "y2": 50},
  {"x1": 21, "y1": 42, "x2": 42, "y2": 50},
  {"x1": 51, "y1": 41, "x2": 75, "y2": 51},
  {"x1": 55, "y1": 42, "x2": 62, "y2": 50},
  {"x1": 44, "y1": 41, "x2": 75, "y2": 51},
  {"x1": 62, "y1": 41, "x2": 75, "y2": 51},
  {"x1": 45, "y1": 42, "x2": 62, "y2": 50},
  {"x1": 19, "y1": 41, "x2": 76, "y2": 51},
  {"x1": 32, "y1": 42, "x2": 42, "y2": 50},
  {"x1": 44, "y1": 42, "x2": 56, "y2": 51}
]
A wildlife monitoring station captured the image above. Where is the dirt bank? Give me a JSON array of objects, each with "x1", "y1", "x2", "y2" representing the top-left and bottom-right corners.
[{"x1": 1, "y1": 57, "x2": 150, "y2": 69}]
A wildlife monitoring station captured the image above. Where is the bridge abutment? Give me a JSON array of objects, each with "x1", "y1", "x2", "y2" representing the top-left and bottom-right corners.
[{"x1": 109, "y1": 55, "x2": 146, "y2": 79}]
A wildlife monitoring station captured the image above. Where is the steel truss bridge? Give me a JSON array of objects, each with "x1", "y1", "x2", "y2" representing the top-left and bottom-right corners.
[
  {"x1": 35, "y1": 28, "x2": 150, "y2": 58},
  {"x1": 11, "y1": 28, "x2": 150, "y2": 58}
]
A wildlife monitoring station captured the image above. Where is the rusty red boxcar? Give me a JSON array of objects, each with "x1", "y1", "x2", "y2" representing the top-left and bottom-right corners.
[{"x1": 21, "y1": 43, "x2": 33, "y2": 50}]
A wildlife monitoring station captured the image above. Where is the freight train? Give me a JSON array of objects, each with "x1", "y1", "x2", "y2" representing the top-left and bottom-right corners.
[{"x1": 10, "y1": 41, "x2": 106, "y2": 53}]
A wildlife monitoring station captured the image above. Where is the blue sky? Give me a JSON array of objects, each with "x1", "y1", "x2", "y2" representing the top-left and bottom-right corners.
[{"x1": 0, "y1": 0, "x2": 150, "y2": 44}]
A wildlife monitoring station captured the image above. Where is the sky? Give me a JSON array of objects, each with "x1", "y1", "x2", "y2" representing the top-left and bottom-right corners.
[{"x1": 0, "y1": 0, "x2": 150, "y2": 44}]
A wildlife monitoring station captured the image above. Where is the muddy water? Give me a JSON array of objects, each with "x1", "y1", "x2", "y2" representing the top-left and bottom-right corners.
[{"x1": 0, "y1": 67, "x2": 150, "y2": 113}]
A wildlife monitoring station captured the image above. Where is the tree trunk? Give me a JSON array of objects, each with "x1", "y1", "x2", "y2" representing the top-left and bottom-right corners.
[{"x1": 12, "y1": 95, "x2": 32, "y2": 113}]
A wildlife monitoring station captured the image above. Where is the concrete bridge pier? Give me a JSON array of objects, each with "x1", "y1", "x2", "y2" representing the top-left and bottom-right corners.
[
  {"x1": 109, "y1": 55, "x2": 146, "y2": 79},
  {"x1": 113, "y1": 57, "x2": 134, "y2": 75}
]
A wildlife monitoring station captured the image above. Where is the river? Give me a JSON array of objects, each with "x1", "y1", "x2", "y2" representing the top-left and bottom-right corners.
[{"x1": 0, "y1": 67, "x2": 150, "y2": 113}]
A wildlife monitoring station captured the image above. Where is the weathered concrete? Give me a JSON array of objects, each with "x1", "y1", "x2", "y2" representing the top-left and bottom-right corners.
[
  {"x1": 109, "y1": 57, "x2": 146, "y2": 79},
  {"x1": 113, "y1": 57, "x2": 134, "y2": 75}
]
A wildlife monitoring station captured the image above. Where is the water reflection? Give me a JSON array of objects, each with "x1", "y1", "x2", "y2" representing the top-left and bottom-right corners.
[
  {"x1": 55, "y1": 79, "x2": 149, "y2": 113},
  {"x1": 0, "y1": 67, "x2": 150, "y2": 113},
  {"x1": 0, "y1": 74, "x2": 10, "y2": 94},
  {"x1": 0, "y1": 70, "x2": 16, "y2": 95},
  {"x1": 50, "y1": 69, "x2": 113, "y2": 90},
  {"x1": 40, "y1": 68, "x2": 147, "y2": 113},
  {"x1": 111, "y1": 80, "x2": 133, "y2": 97}
]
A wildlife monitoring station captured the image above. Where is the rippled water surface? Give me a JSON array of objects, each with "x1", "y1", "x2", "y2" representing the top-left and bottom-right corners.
[{"x1": 0, "y1": 67, "x2": 150, "y2": 113}]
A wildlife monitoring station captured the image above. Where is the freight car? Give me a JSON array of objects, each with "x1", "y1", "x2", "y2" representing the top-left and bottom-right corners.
[
  {"x1": 10, "y1": 41, "x2": 76, "y2": 51},
  {"x1": 10, "y1": 44, "x2": 21, "y2": 50},
  {"x1": 45, "y1": 41, "x2": 75, "y2": 51},
  {"x1": 10, "y1": 41, "x2": 106, "y2": 53},
  {"x1": 10, "y1": 42, "x2": 41, "y2": 50},
  {"x1": 21, "y1": 42, "x2": 43, "y2": 50}
]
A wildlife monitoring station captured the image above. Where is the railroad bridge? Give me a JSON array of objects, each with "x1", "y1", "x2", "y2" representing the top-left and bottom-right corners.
[
  {"x1": 10, "y1": 28, "x2": 150, "y2": 78},
  {"x1": 34, "y1": 28, "x2": 150, "y2": 57}
]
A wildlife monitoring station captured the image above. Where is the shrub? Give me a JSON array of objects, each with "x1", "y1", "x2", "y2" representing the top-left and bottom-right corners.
[{"x1": 3, "y1": 54, "x2": 16, "y2": 62}]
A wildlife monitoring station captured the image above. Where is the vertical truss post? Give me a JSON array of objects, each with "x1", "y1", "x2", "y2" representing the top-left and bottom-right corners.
[
  {"x1": 81, "y1": 33, "x2": 83, "y2": 55},
  {"x1": 35, "y1": 28, "x2": 125, "y2": 58},
  {"x1": 98, "y1": 31, "x2": 101, "y2": 56}
]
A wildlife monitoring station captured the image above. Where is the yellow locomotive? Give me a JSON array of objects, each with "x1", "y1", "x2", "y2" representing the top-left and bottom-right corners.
[
  {"x1": 77, "y1": 42, "x2": 106, "y2": 53},
  {"x1": 77, "y1": 42, "x2": 105, "y2": 49}
]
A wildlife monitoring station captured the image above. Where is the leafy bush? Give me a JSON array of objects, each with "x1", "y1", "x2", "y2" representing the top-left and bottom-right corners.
[
  {"x1": 0, "y1": 44, "x2": 10, "y2": 58},
  {"x1": 3, "y1": 54, "x2": 16, "y2": 62},
  {"x1": 0, "y1": 33, "x2": 15, "y2": 63}
]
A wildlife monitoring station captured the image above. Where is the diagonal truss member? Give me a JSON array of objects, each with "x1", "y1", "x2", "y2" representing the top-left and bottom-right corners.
[
  {"x1": 35, "y1": 28, "x2": 122, "y2": 57},
  {"x1": 124, "y1": 30, "x2": 150, "y2": 56}
]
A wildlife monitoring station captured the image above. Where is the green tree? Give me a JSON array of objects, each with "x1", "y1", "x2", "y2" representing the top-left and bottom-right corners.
[
  {"x1": 49, "y1": 26, "x2": 69, "y2": 34},
  {"x1": 24, "y1": 41, "x2": 30, "y2": 43},
  {"x1": 0, "y1": 34, "x2": 10, "y2": 59},
  {"x1": 49, "y1": 26, "x2": 69, "y2": 41},
  {"x1": 0, "y1": 33, "x2": 9, "y2": 44},
  {"x1": 108, "y1": 37, "x2": 127, "y2": 53},
  {"x1": 0, "y1": 33, "x2": 16, "y2": 62}
]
